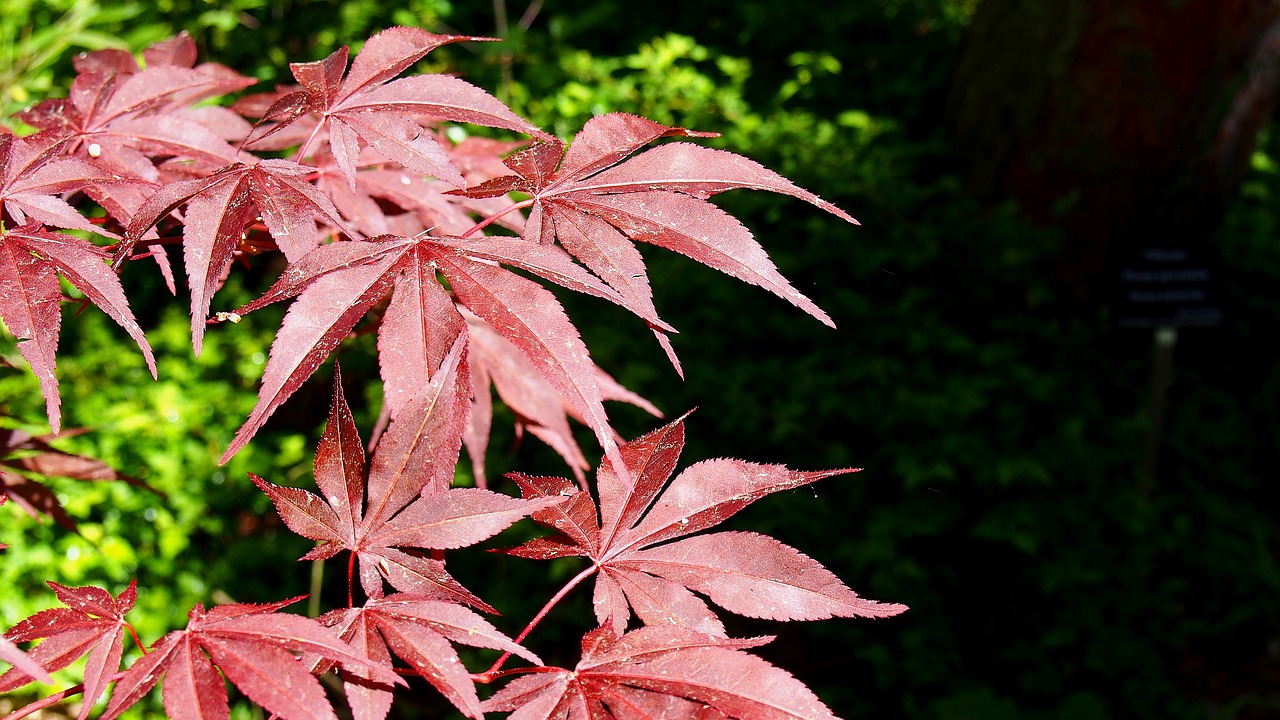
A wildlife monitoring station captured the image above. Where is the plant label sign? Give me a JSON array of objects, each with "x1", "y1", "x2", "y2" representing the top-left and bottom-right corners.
[{"x1": 1115, "y1": 245, "x2": 1223, "y2": 328}]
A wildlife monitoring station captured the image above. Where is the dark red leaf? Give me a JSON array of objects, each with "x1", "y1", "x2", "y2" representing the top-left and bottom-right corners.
[
  {"x1": 505, "y1": 416, "x2": 906, "y2": 634},
  {"x1": 254, "y1": 368, "x2": 550, "y2": 606},
  {"x1": 483, "y1": 626, "x2": 837, "y2": 720},
  {"x1": 242, "y1": 27, "x2": 544, "y2": 188},
  {"x1": 0, "y1": 225, "x2": 156, "y2": 433},
  {"x1": 0, "y1": 580, "x2": 136, "y2": 716},
  {"x1": 103, "y1": 599, "x2": 401, "y2": 720},
  {"x1": 454, "y1": 112, "x2": 856, "y2": 332}
]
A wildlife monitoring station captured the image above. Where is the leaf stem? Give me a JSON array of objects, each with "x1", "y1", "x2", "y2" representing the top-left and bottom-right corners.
[
  {"x1": 295, "y1": 116, "x2": 328, "y2": 163},
  {"x1": 0, "y1": 670, "x2": 120, "y2": 720},
  {"x1": 1, "y1": 684, "x2": 84, "y2": 720},
  {"x1": 125, "y1": 623, "x2": 147, "y2": 655},
  {"x1": 474, "y1": 664, "x2": 559, "y2": 685},
  {"x1": 347, "y1": 551, "x2": 356, "y2": 608},
  {"x1": 459, "y1": 199, "x2": 533, "y2": 238},
  {"x1": 480, "y1": 563, "x2": 597, "y2": 678}
]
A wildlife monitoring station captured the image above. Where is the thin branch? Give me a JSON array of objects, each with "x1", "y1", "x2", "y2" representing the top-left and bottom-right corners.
[
  {"x1": 474, "y1": 664, "x2": 560, "y2": 685},
  {"x1": 459, "y1": 198, "x2": 533, "y2": 238},
  {"x1": 0, "y1": 669, "x2": 121, "y2": 720},
  {"x1": 480, "y1": 563, "x2": 598, "y2": 678},
  {"x1": 518, "y1": 0, "x2": 545, "y2": 30}
]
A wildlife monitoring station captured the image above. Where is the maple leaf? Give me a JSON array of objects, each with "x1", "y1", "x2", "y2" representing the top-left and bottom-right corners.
[
  {"x1": 0, "y1": 424, "x2": 159, "y2": 532},
  {"x1": 242, "y1": 26, "x2": 547, "y2": 189},
  {"x1": 314, "y1": 141, "x2": 528, "y2": 238},
  {"x1": 456, "y1": 112, "x2": 858, "y2": 345},
  {"x1": 0, "y1": 636, "x2": 54, "y2": 687},
  {"x1": 320, "y1": 594, "x2": 541, "y2": 720},
  {"x1": 120, "y1": 158, "x2": 360, "y2": 354},
  {"x1": 100, "y1": 596, "x2": 401, "y2": 720},
  {"x1": 503, "y1": 414, "x2": 906, "y2": 637},
  {"x1": 16, "y1": 38, "x2": 253, "y2": 182},
  {"x1": 462, "y1": 309, "x2": 661, "y2": 488},
  {"x1": 0, "y1": 224, "x2": 157, "y2": 434},
  {"x1": 0, "y1": 581, "x2": 137, "y2": 719},
  {"x1": 218, "y1": 232, "x2": 636, "y2": 471},
  {"x1": 0, "y1": 132, "x2": 138, "y2": 239},
  {"x1": 482, "y1": 624, "x2": 841, "y2": 720},
  {"x1": 251, "y1": 362, "x2": 557, "y2": 606}
]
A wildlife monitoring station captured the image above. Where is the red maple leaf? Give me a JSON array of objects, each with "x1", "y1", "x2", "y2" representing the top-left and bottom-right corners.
[
  {"x1": 0, "y1": 636, "x2": 54, "y2": 688},
  {"x1": 482, "y1": 624, "x2": 841, "y2": 720},
  {"x1": 0, "y1": 224, "x2": 157, "y2": 434},
  {"x1": 462, "y1": 309, "x2": 661, "y2": 487},
  {"x1": 319, "y1": 593, "x2": 541, "y2": 720},
  {"x1": 0, "y1": 581, "x2": 137, "y2": 719},
  {"x1": 99, "y1": 595, "x2": 401, "y2": 720},
  {"x1": 503, "y1": 414, "x2": 907, "y2": 637},
  {"x1": 119, "y1": 158, "x2": 360, "y2": 354},
  {"x1": 217, "y1": 231, "x2": 637, "y2": 470},
  {"x1": 241, "y1": 26, "x2": 547, "y2": 188},
  {"x1": 251, "y1": 359, "x2": 558, "y2": 606},
  {"x1": 314, "y1": 140, "x2": 527, "y2": 238},
  {"x1": 456, "y1": 112, "x2": 858, "y2": 367},
  {"x1": 0, "y1": 132, "x2": 138, "y2": 239},
  {"x1": 16, "y1": 37, "x2": 253, "y2": 182}
]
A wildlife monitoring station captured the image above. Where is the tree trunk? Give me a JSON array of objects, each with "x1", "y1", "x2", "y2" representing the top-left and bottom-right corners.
[{"x1": 949, "y1": 0, "x2": 1280, "y2": 304}]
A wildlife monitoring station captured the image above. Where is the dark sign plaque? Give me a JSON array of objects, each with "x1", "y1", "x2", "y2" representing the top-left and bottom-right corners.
[{"x1": 1115, "y1": 246, "x2": 1223, "y2": 328}]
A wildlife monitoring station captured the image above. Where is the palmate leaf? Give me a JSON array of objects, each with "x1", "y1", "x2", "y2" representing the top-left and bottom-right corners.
[
  {"x1": 462, "y1": 309, "x2": 662, "y2": 487},
  {"x1": 120, "y1": 158, "x2": 360, "y2": 354},
  {"x1": 101, "y1": 597, "x2": 402, "y2": 720},
  {"x1": 482, "y1": 625, "x2": 838, "y2": 720},
  {"x1": 17, "y1": 36, "x2": 253, "y2": 183},
  {"x1": 321, "y1": 594, "x2": 541, "y2": 720},
  {"x1": 314, "y1": 141, "x2": 527, "y2": 238},
  {"x1": 0, "y1": 132, "x2": 139, "y2": 239},
  {"x1": 0, "y1": 224, "x2": 157, "y2": 434},
  {"x1": 252, "y1": 362, "x2": 557, "y2": 606},
  {"x1": 0, "y1": 581, "x2": 137, "y2": 719},
  {"x1": 0, "y1": 636, "x2": 53, "y2": 687},
  {"x1": 456, "y1": 112, "x2": 858, "y2": 342},
  {"x1": 242, "y1": 26, "x2": 547, "y2": 189},
  {"x1": 503, "y1": 415, "x2": 907, "y2": 637},
  {"x1": 218, "y1": 232, "x2": 636, "y2": 472}
]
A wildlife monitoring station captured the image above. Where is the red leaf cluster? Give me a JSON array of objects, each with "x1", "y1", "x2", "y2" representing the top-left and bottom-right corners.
[{"x1": 0, "y1": 25, "x2": 902, "y2": 720}]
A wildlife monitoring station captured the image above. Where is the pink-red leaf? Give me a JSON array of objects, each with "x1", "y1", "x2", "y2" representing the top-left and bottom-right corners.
[
  {"x1": 371, "y1": 486, "x2": 559, "y2": 550},
  {"x1": 429, "y1": 245, "x2": 625, "y2": 475},
  {"x1": 315, "y1": 368, "x2": 366, "y2": 541},
  {"x1": 161, "y1": 636, "x2": 230, "y2": 720},
  {"x1": 0, "y1": 580, "x2": 135, "y2": 706},
  {"x1": 0, "y1": 637, "x2": 53, "y2": 686},
  {"x1": 245, "y1": 27, "x2": 541, "y2": 189},
  {"x1": 506, "y1": 416, "x2": 905, "y2": 634},
  {"x1": 621, "y1": 532, "x2": 908, "y2": 621},
  {"x1": 484, "y1": 626, "x2": 836, "y2": 720},
  {"x1": 455, "y1": 112, "x2": 855, "y2": 331},
  {"x1": 0, "y1": 226, "x2": 156, "y2": 433},
  {"x1": 104, "y1": 600, "x2": 401, "y2": 720},
  {"x1": 200, "y1": 636, "x2": 337, "y2": 720},
  {"x1": 221, "y1": 244, "x2": 404, "y2": 463}
]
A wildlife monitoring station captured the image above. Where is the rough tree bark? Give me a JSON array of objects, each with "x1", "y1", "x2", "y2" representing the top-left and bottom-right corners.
[{"x1": 948, "y1": 0, "x2": 1280, "y2": 304}]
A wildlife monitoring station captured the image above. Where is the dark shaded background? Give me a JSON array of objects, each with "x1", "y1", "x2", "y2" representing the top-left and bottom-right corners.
[{"x1": 5, "y1": 0, "x2": 1280, "y2": 718}]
